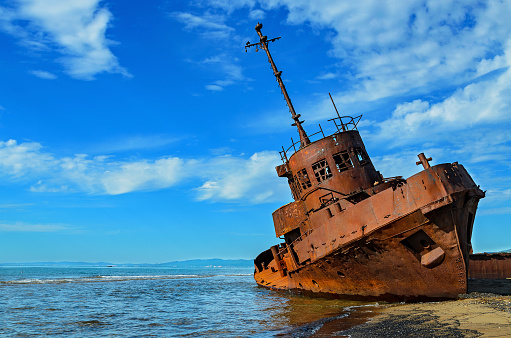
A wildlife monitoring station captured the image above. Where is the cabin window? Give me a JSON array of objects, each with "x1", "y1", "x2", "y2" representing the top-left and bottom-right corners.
[
  {"x1": 333, "y1": 151, "x2": 354, "y2": 172},
  {"x1": 312, "y1": 159, "x2": 332, "y2": 183},
  {"x1": 354, "y1": 147, "x2": 369, "y2": 165},
  {"x1": 289, "y1": 177, "x2": 302, "y2": 199},
  {"x1": 296, "y1": 169, "x2": 312, "y2": 190}
]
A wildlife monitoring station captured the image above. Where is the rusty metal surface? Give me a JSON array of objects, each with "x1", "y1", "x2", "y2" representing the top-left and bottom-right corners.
[
  {"x1": 248, "y1": 23, "x2": 485, "y2": 301},
  {"x1": 272, "y1": 201, "x2": 307, "y2": 238},
  {"x1": 469, "y1": 253, "x2": 511, "y2": 279}
]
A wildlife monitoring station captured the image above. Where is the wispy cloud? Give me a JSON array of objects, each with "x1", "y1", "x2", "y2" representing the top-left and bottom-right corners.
[
  {"x1": 195, "y1": 151, "x2": 288, "y2": 203},
  {"x1": 91, "y1": 135, "x2": 181, "y2": 154},
  {"x1": 171, "y1": 11, "x2": 234, "y2": 40},
  {"x1": 368, "y1": 65, "x2": 511, "y2": 146},
  {"x1": 479, "y1": 207, "x2": 511, "y2": 216},
  {"x1": 276, "y1": 0, "x2": 504, "y2": 90},
  {"x1": 203, "y1": 1, "x2": 511, "y2": 126},
  {"x1": 193, "y1": 53, "x2": 245, "y2": 91},
  {"x1": 0, "y1": 138, "x2": 288, "y2": 203},
  {"x1": 0, "y1": 221, "x2": 74, "y2": 232},
  {"x1": 249, "y1": 9, "x2": 265, "y2": 20},
  {"x1": 206, "y1": 84, "x2": 224, "y2": 91},
  {"x1": 0, "y1": 139, "x2": 57, "y2": 177},
  {"x1": 29, "y1": 70, "x2": 57, "y2": 79},
  {"x1": 100, "y1": 157, "x2": 189, "y2": 195},
  {"x1": 0, "y1": 203, "x2": 35, "y2": 209},
  {"x1": 316, "y1": 72, "x2": 337, "y2": 80},
  {"x1": 0, "y1": 0, "x2": 130, "y2": 80},
  {"x1": 172, "y1": 11, "x2": 246, "y2": 91}
]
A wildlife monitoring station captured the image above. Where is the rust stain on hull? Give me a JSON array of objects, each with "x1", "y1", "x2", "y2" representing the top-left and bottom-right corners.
[{"x1": 247, "y1": 23, "x2": 485, "y2": 301}]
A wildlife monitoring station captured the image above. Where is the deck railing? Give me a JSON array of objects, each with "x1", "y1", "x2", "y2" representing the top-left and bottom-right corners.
[{"x1": 279, "y1": 115, "x2": 362, "y2": 164}]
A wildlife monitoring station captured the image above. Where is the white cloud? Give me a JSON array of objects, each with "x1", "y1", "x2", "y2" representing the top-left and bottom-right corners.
[
  {"x1": 0, "y1": 203, "x2": 34, "y2": 208},
  {"x1": 101, "y1": 157, "x2": 188, "y2": 195},
  {"x1": 249, "y1": 9, "x2": 265, "y2": 20},
  {"x1": 371, "y1": 150, "x2": 425, "y2": 180},
  {"x1": 479, "y1": 207, "x2": 511, "y2": 216},
  {"x1": 195, "y1": 53, "x2": 245, "y2": 91},
  {"x1": 29, "y1": 70, "x2": 57, "y2": 79},
  {"x1": 200, "y1": 0, "x2": 257, "y2": 13},
  {"x1": 92, "y1": 135, "x2": 180, "y2": 153},
  {"x1": 0, "y1": 138, "x2": 288, "y2": 203},
  {"x1": 0, "y1": 139, "x2": 57, "y2": 177},
  {"x1": 173, "y1": 11, "x2": 246, "y2": 91},
  {"x1": 198, "y1": 0, "x2": 511, "y2": 112},
  {"x1": 172, "y1": 12, "x2": 234, "y2": 40},
  {"x1": 0, "y1": 0, "x2": 129, "y2": 80},
  {"x1": 206, "y1": 84, "x2": 224, "y2": 91},
  {"x1": 281, "y1": 0, "x2": 511, "y2": 104},
  {"x1": 316, "y1": 72, "x2": 336, "y2": 80},
  {"x1": 196, "y1": 151, "x2": 288, "y2": 203},
  {"x1": 369, "y1": 62, "x2": 511, "y2": 146}
]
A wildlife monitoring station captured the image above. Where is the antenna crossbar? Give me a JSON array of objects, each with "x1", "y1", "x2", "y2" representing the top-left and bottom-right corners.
[{"x1": 245, "y1": 23, "x2": 310, "y2": 148}]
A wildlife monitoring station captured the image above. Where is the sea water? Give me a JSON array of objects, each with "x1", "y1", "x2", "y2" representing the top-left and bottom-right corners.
[{"x1": 0, "y1": 266, "x2": 374, "y2": 337}]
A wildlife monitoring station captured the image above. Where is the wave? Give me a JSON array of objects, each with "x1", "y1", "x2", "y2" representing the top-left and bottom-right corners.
[{"x1": 0, "y1": 274, "x2": 205, "y2": 285}]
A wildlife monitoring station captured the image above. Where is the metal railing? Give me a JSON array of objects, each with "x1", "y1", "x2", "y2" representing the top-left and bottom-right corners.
[
  {"x1": 328, "y1": 115, "x2": 362, "y2": 133},
  {"x1": 279, "y1": 124, "x2": 324, "y2": 163},
  {"x1": 278, "y1": 228, "x2": 313, "y2": 256},
  {"x1": 279, "y1": 115, "x2": 362, "y2": 164}
]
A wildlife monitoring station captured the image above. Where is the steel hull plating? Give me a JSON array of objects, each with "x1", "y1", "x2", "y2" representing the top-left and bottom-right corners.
[{"x1": 254, "y1": 163, "x2": 484, "y2": 300}]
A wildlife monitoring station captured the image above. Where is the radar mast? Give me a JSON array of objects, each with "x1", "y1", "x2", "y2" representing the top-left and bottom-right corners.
[{"x1": 246, "y1": 23, "x2": 310, "y2": 147}]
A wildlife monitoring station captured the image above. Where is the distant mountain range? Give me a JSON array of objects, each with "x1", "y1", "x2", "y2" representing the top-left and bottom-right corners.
[
  {"x1": 0, "y1": 259, "x2": 253, "y2": 268},
  {"x1": 3, "y1": 250, "x2": 509, "y2": 267}
]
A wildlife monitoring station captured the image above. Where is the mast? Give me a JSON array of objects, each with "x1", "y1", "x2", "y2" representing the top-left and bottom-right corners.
[{"x1": 246, "y1": 23, "x2": 310, "y2": 147}]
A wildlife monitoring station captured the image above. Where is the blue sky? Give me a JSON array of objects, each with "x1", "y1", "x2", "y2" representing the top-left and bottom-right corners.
[{"x1": 0, "y1": 0, "x2": 509, "y2": 263}]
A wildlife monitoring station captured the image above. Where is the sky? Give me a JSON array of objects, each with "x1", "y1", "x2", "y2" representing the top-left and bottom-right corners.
[{"x1": 0, "y1": 0, "x2": 510, "y2": 263}]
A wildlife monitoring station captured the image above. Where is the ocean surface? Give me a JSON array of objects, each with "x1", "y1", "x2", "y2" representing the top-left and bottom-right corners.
[{"x1": 0, "y1": 266, "x2": 377, "y2": 337}]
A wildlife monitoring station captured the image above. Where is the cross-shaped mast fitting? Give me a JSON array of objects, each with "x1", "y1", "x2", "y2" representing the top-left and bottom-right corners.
[
  {"x1": 246, "y1": 23, "x2": 310, "y2": 148},
  {"x1": 416, "y1": 153, "x2": 433, "y2": 169}
]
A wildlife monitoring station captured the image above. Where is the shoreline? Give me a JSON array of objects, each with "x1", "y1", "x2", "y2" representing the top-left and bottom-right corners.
[{"x1": 302, "y1": 279, "x2": 511, "y2": 337}]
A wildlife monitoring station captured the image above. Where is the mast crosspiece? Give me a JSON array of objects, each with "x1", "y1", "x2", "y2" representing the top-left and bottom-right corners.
[{"x1": 245, "y1": 23, "x2": 310, "y2": 147}]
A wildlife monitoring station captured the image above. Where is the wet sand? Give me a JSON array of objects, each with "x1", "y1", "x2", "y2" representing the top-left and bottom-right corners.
[{"x1": 310, "y1": 279, "x2": 511, "y2": 337}]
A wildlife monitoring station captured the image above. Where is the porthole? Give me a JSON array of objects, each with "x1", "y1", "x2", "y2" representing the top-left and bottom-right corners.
[{"x1": 312, "y1": 280, "x2": 319, "y2": 287}]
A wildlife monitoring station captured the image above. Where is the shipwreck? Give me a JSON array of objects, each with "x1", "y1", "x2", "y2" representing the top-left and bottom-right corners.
[{"x1": 246, "y1": 23, "x2": 485, "y2": 300}]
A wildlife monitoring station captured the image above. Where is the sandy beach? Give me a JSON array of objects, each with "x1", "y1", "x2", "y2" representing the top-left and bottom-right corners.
[{"x1": 310, "y1": 279, "x2": 511, "y2": 337}]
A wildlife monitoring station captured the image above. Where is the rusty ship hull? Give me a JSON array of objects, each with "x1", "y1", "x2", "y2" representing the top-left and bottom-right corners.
[
  {"x1": 255, "y1": 160, "x2": 484, "y2": 300},
  {"x1": 247, "y1": 23, "x2": 484, "y2": 301}
]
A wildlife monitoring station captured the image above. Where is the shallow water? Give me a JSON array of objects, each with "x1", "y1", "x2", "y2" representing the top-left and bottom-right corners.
[{"x1": 0, "y1": 266, "x2": 376, "y2": 337}]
